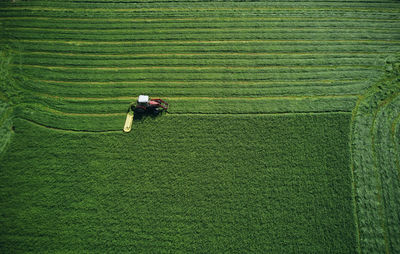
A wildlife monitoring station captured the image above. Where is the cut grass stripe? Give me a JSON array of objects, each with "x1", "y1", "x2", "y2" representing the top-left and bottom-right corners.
[
  {"x1": 2, "y1": 11, "x2": 397, "y2": 20},
  {"x1": 20, "y1": 83, "x2": 370, "y2": 99},
  {"x1": 20, "y1": 70, "x2": 380, "y2": 82},
  {"x1": 15, "y1": 51, "x2": 390, "y2": 58},
  {"x1": 10, "y1": 39, "x2": 400, "y2": 45},
  {"x1": 29, "y1": 94, "x2": 360, "y2": 101},
  {"x1": 2, "y1": 7, "x2": 400, "y2": 12},
  {"x1": 17, "y1": 94, "x2": 358, "y2": 117},
  {"x1": 1, "y1": 16, "x2": 399, "y2": 22},
  {"x1": 7, "y1": 27, "x2": 399, "y2": 33},
  {"x1": 5, "y1": 21, "x2": 400, "y2": 30},
  {"x1": 34, "y1": 78, "x2": 366, "y2": 86},
  {"x1": 17, "y1": 64, "x2": 380, "y2": 71},
  {"x1": 17, "y1": 58, "x2": 384, "y2": 69}
]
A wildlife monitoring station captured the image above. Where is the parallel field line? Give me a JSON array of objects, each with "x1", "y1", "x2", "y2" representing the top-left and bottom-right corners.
[
  {"x1": 35, "y1": 78, "x2": 366, "y2": 85},
  {"x1": 1, "y1": 17, "x2": 399, "y2": 22},
  {"x1": 17, "y1": 52, "x2": 392, "y2": 57},
  {"x1": 22, "y1": 83, "x2": 367, "y2": 92},
  {"x1": 7, "y1": 27, "x2": 399, "y2": 32},
  {"x1": 10, "y1": 39, "x2": 400, "y2": 44},
  {"x1": 2, "y1": 7, "x2": 400, "y2": 12},
  {"x1": 18, "y1": 109, "x2": 355, "y2": 120},
  {"x1": 17, "y1": 64, "x2": 380, "y2": 70},
  {"x1": 31, "y1": 93, "x2": 359, "y2": 101}
]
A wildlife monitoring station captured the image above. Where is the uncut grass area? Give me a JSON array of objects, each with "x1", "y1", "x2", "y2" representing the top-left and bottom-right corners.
[{"x1": 0, "y1": 113, "x2": 357, "y2": 253}]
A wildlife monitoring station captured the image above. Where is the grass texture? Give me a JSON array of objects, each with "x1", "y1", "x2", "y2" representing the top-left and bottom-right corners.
[
  {"x1": 0, "y1": 113, "x2": 356, "y2": 253},
  {"x1": 1, "y1": 0, "x2": 400, "y2": 253}
]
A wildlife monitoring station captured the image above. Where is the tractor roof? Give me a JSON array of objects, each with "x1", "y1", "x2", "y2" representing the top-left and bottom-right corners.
[{"x1": 138, "y1": 95, "x2": 149, "y2": 103}]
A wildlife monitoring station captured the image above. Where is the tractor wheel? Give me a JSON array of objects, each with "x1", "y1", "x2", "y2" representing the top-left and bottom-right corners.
[
  {"x1": 152, "y1": 108, "x2": 160, "y2": 116},
  {"x1": 134, "y1": 107, "x2": 145, "y2": 114}
]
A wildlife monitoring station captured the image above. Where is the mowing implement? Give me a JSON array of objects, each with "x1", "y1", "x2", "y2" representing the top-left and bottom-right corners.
[{"x1": 123, "y1": 95, "x2": 169, "y2": 133}]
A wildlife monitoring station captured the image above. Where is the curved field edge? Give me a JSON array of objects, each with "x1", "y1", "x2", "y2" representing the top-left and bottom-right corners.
[
  {"x1": 0, "y1": 100, "x2": 13, "y2": 157},
  {"x1": 0, "y1": 47, "x2": 17, "y2": 157},
  {"x1": 350, "y1": 61, "x2": 400, "y2": 253}
]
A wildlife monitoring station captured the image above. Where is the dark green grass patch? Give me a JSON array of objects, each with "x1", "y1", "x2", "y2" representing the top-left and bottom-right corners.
[{"x1": 0, "y1": 113, "x2": 357, "y2": 253}]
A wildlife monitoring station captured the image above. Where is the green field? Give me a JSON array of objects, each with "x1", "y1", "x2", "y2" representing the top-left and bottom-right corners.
[{"x1": 1, "y1": 0, "x2": 400, "y2": 253}]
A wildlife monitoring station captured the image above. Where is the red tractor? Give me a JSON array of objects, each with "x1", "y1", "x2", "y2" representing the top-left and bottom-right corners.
[{"x1": 131, "y1": 95, "x2": 168, "y2": 116}]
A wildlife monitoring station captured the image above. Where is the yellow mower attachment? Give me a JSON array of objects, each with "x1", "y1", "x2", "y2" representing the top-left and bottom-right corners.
[{"x1": 123, "y1": 111, "x2": 134, "y2": 133}]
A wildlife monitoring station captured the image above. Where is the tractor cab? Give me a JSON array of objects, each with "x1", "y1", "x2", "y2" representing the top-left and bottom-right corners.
[{"x1": 137, "y1": 95, "x2": 150, "y2": 107}]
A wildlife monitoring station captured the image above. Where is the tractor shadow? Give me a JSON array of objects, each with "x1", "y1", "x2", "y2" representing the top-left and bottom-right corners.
[{"x1": 132, "y1": 111, "x2": 166, "y2": 122}]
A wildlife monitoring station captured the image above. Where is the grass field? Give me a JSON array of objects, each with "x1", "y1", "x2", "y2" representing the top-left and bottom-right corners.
[{"x1": 1, "y1": 0, "x2": 400, "y2": 253}]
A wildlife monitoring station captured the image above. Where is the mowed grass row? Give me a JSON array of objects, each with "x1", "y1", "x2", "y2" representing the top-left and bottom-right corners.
[
  {"x1": 0, "y1": 113, "x2": 357, "y2": 253},
  {"x1": 4, "y1": 19, "x2": 400, "y2": 30},
  {"x1": 5, "y1": 19, "x2": 399, "y2": 31},
  {"x1": 16, "y1": 94, "x2": 357, "y2": 121},
  {"x1": 2, "y1": 0, "x2": 399, "y2": 9},
  {"x1": 6, "y1": 29, "x2": 400, "y2": 41},
  {"x1": 1, "y1": 7, "x2": 399, "y2": 20},
  {"x1": 350, "y1": 72, "x2": 400, "y2": 253},
  {"x1": 17, "y1": 66, "x2": 382, "y2": 81},
  {"x1": 16, "y1": 54, "x2": 387, "y2": 67},
  {"x1": 15, "y1": 51, "x2": 395, "y2": 59},
  {"x1": 20, "y1": 79, "x2": 371, "y2": 98},
  {"x1": 10, "y1": 41, "x2": 400, "y2": 54}
]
